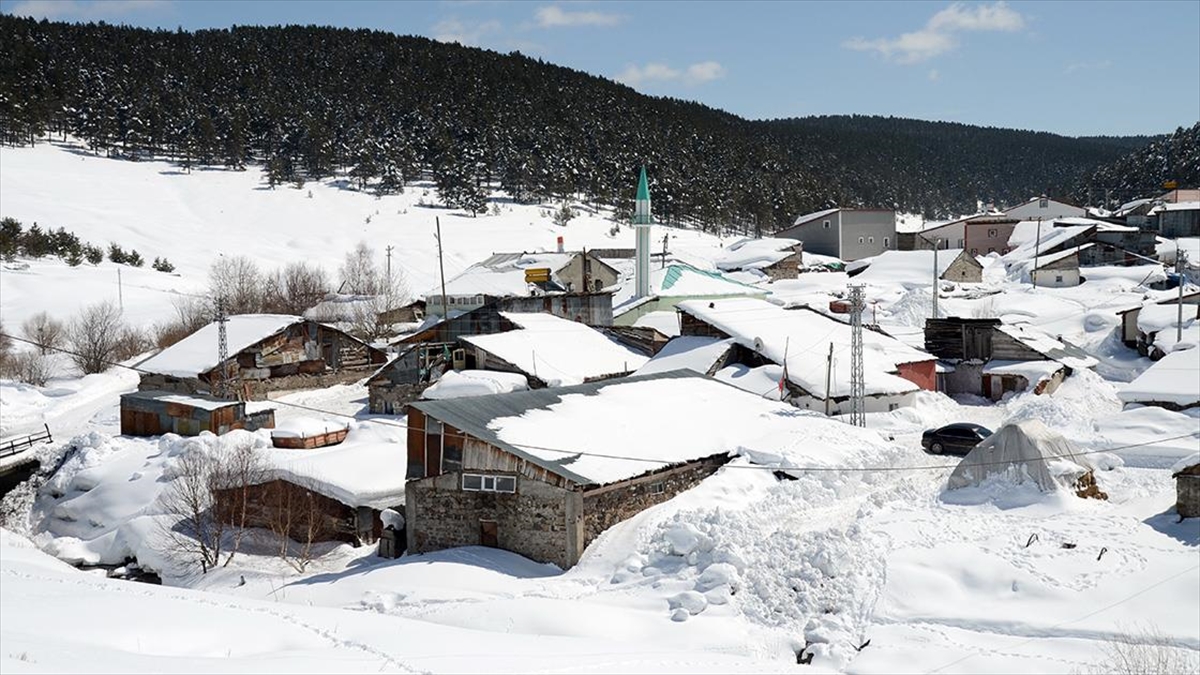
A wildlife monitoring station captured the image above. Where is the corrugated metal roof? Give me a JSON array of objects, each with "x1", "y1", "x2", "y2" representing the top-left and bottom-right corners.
[{"x1": 410, "y1": 371, "x2": 700, "y2": 486}]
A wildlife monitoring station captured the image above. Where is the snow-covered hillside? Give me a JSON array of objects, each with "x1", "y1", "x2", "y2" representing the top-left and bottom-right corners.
[{"x1": 0, "y1": 141, "x2": 727, "y2": 331}]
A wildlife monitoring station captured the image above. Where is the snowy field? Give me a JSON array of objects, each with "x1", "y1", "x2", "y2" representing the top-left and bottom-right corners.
[{"x1": 2, "y1": 142, "x2": 1199, "y2": 673}]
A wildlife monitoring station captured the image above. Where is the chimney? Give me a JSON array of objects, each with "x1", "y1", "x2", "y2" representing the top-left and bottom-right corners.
[{"x1": 557, "y1": 235, "x2": 564, "y2": 253}]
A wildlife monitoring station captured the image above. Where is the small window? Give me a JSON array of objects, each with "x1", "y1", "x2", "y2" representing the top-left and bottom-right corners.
[
  {"x1": 823, "y1": 220, "x2": 830, "y2": 229},
  {"x1": 593, "y1": 279, "x2": 603, "y2": 292},
  {"x1": 884, "y1": 237, "x2": 890, "y2": 248},
  {"x1": 1039, "y1": 197, "x2": 1049, "y2": 208},
  {"x1": 1055, "y1": 275, "x2": 1064, "y2": 283},
  {"x1": 988, "y1": 228, "x2": 998, "y2": 237},
  {"x1": 957, "y1": 238, "x2": 964, "y2": 247},
  {"x1": 888, "y1": 403, "x2": 899, "y2": 412},
  {"x1": 858, "y1": 236, "x2": 865, "y2": 244},
  {"x1": 496, "y1": 476, "x2": 517, "y2": 493},
  {"x1": 868, "y1": 236, "x2": 874, "y2": 244},
  {"x1": 463, "y1": 474, "x2": 483, "y2": 491},
  {"x1": 462, "y1": 473, "x2": 516, "y2": 493},
  {"x1": 649, "y1": 482, "x2": 665, "y2": 495}
]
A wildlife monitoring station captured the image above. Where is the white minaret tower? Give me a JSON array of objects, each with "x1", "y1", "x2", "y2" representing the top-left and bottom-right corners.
[{"x1": 634, "y1": 166, "x2": 652, "y2": 298}]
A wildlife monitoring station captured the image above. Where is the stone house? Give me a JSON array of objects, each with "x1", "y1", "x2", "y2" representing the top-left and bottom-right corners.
[
  {"x1": 941, "y1": 250, "x2": 984, "y2": 283},
  {"x1": 1029, "y1": 247, "x2": 1086, "y2": 287},
  {"x1": 404, "y1": 371, "x2": 774, "y2": 569},
  {"x1": 775, "y1": 208, "x2": 896, "y2": 261},
  {"x1": 713, "y1": 237, "x2": 803, "y2": 281},
  {"x1": 119, "y1": 390, "x2": 275, "y2": 437},
  {"x1": 136, "y1": 315, "x2": 386, "y2": 400}
]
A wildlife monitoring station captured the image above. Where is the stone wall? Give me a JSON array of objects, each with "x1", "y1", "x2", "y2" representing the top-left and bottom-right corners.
[
  {"x1": 1176, "y1": 475, "x2": 1200, "y2": 518},
  {"x1": 581, "y1": 455, "x2": 729, "y2": 546},
  {"x1": 406, "y1": 472, "x2": 582, "y2": 569}
]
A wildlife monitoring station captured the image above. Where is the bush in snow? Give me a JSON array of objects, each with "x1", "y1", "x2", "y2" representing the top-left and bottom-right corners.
[
  {"x1": 83, "y1": 243, "x2": 104, "y2": 265},
  {"x1": 552, "y1": 202, "x2": 577, "y2": 227},
  {"x1": 126, "y1": 249, "x2": 144, "y2": 267},
  {"x1": 112, "y1": 325, "x2": 153, "y2": 362},
  {"x1": 0, "y1": 217, "x2": 19, "y2": 259},
  {"x1": 21, "y1": 312, "x2": 65, "y2": 355},
  {"x1": 0, "y1": 350, "x2": 55, "y2": 387},
  {"x1": 107, "y1": 242, "x2": 128, "y2": 264},
  {"x1": 151, "y1": 256, "x2": 175, "y2": 273},
  {"x1": 66, "y1": 301, "x2": 125, "y2": 374}
]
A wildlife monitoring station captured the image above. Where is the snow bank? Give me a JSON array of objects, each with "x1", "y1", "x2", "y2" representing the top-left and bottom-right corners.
[{"x1": 422, "y1": 370, "x2": 529, "y2": 400}]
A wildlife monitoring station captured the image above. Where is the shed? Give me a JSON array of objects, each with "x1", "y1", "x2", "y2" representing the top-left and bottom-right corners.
[
  {"x1": 941, "y1": 250, "x2": 984, "y2": 283},
  {"x1": 119, "y1": 391, "x2": 275, "y2": 437},
  {"x1": 1029, "y1": 247, "x2": 1089, "y2": 287},
  {"x1": 1172, "y1": 455, "x2": 1200, "y2": 519}
]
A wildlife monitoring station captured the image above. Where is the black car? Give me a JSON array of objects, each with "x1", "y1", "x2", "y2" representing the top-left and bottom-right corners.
[{"x1": 921, "y1": 423, "x2": 993, "y2": 455}]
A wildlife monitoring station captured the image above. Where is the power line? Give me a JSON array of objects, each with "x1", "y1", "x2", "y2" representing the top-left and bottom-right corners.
[{"x1": 3, "y1": 332, "x2": 1197, "y2": 475}]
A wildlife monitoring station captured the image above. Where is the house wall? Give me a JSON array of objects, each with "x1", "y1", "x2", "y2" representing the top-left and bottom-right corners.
[
  {"x1": 556, "y1": 254, "x2": 620, "y2": 295},
  {"x1": 1120, "y1": 310, "x2": 1141, "y2": 346},
  {"x1": 791, "y1": 391, "x2": 916, "y2": 415},
  {"x1": 964, "y1": 221, "x2": 1017, "y2": 255},
  {"x1": 119, "y1": 397, "x2": 274, "y2": 437},
  {"x1": 581, "y1": 455, "x2": 730, "y2": 546},
  {"x1": 990, "y1": 332, "x2": 1049, "y2": 362},
  {"x1": 981, "y1": 373, "x2": 1029, "y2": 401},
  {"x1": 1031, "y1": 267, "x2": 1081, "y2": 288},
  {"x1": 404, "y1": 472, "x2": 582, "y2": 569},
  {"x1": 915, "y1": 221, "x2": 967, "y2": 250},
  {"x1": 499, "y1": 293, "x2": 615, "y2": 326},
  {"x1": 896, "y1": 360, "x2": 937, "y2": 391},
  {"x1": 839, "y1": 211, "x2": 897, "y2": 261},
  {"x1": 775, "y1": 213, "x2": 842, "y2": 259},
  {"x1": 1004, "y1": 199, "x2": 1085, "y2": 220},
  {"x1": 214, "y1": 479, "x2": 383, "y2": 546},
  {"x1": 1176, "y1": 475, "x2": 1200, "y2": 518},
  {"x1": 761, "y1": 250, "x2": 802, "y2": 281},
  {"x1": 943, "y1": 361, "x2": 985, "y2": 395}
]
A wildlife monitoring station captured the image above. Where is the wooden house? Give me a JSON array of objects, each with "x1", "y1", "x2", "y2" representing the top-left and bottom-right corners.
[
  {"x1": 404, "y1": 371, "x2": 778, "y2": 569},
  {"x1": 924, "y1": 318, "x2": 1097, "y2": 400},
  {"x1": 136, "y1": 315, "x2": 386, "y2": 400},
  {"x1": 1116, "y1": 291, "x2": 1200, "y2": 352},
  {"x1": 119, "y1": 390, "x2": 275, "y2": 437}
]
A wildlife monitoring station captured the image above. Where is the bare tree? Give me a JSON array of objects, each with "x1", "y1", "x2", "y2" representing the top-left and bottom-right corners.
[
  {"x1": 113, "y1": 325, "x2": 153, "y2": 362},
  {"x1": 338, "y1": 242, "x2": 381, "y2": 295},
  {"x1": 208, "y1": 255, "x2": 264, "y2": 314},
  {"x1": 263, "y1": 261, "x2": 330, "y2": 314},
  {"x1": 262, "y1": 478, "x2": 334, "y2": 573},
  {"x1": 158, "y1": 449, "x2": 225, "y2": 573},
  {"x1": 1082, "y1": 625, "x2": 1200, "y2": 675},
  {"x1": 21, "y1": 312, "x2": 65, "y2": 355},
  {"x1": 347, "y1": 269, "x2": 412, "y2": 340},
  {"x1": 0, "y1": 321, "x2": 12, "y2": 370},
  {"x1": 155, "y1": 295, "x2": 217, "y2": 349},
  {"x1": 0, "y1": 350, "x2": 54, "y2": 386},
  {"x1": 159, "y1": 442, "x2": 269, "y2": 573},
  {"x1": 66, "y1": 301, "x2": 124, "y2": 374}
]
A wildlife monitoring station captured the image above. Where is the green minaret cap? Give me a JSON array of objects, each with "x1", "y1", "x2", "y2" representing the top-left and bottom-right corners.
[{"x1": 636, "y1": 166, "x2": 650, "y2": 201}]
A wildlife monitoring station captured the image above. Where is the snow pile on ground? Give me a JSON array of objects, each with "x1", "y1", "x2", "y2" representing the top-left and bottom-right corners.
[{"x1": 421, "y1": 370, "x2": 529, "y2": 400}]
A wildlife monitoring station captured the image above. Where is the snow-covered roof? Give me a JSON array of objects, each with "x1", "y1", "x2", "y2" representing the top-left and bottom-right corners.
[
  {"x1": 675, "y1": 298, "x2": 933, "y2": 399},
  {"x1": 136, "y1": 314, "x2": 304, "y2": 378},
  {"x1": 120, "y1": 390, "x2": 244, "y2": 411},
  {"x1": 611, "y1": 263, "x2": 767, "y2": 314},
  {"x1": 631, "y1": 310, "x2": 681, "y2": 337},
  {"x1": 635, "y1": 336, "x2": 735, "y2": 377},
  {"x1": 1152, "y1": 200, "x2": 1200, "y2": 213},
  {"x1": 1029, "y1": 245, "x2": 1092, "y2": 269},
  {"x1": 421, "y1": 370, "x2": 529, "y2": 400},
  {"x1": 420, "y1": 252, "x2": 576, "y2": 300},
  {"x1": 1114, "y1": 198, "x2": 1152, "y2": 216},
  {"x1": 269, "y1": 417, "x2": 348, "y2": 439},
  {"x1": 1138, "y1": 303, "x2": 1200, "y2": 335},
  {"x1": 792, "y1": 207, "x2": 840, "y2": 227},
  {"x1": 995, "y1": 324, "x2": 1098, "y2": 369},
  {"x1": 460, "y1": 312, "x2": 648, "y2": 386},
  {"x1": 412, "y1": 371, "x2": 817, "y2": 486},
  {"x1": 1119, "y1": 347, "x2": 1200, "y2": 407},
  {"x1": 981, "y1": 359, "x2": 1065, "y2": 385},
  {"x1": 1003, "y1": 223, "x2": 1094, "y2": 263},
  {"x1": 854, "y1": 249, "x2": 967, "y2": 288},
  {"x1": 269, "y1": 441, "x2": 406, "y2": 510},
  {"x1": 713, "y1": 238, "x2": 800, "y2": 272}
]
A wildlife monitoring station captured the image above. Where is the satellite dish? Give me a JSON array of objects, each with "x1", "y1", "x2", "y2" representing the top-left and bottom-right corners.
[{"x1": 752, "y1": 336, "x2": 765, "y2": 353}]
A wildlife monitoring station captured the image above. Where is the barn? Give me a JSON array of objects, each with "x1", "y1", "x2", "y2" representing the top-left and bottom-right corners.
[
  {"x1": 137, "y1": 315, "x2": 387, "y2": 400},
  {"x1": 404, "y1": 371, "x2": 792, "y2": 569}
]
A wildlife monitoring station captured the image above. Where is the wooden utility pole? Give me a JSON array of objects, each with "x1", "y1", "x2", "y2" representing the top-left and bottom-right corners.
[
  {"x1": 435, "y1": 218, "x2": 448, "y2": 319},
  {"x1": 385, "y1": 245, "x2": 394, "y2": 280},
  {"x1": 1032, "y1": 217, "x2": 1043, "y2": 288},
  {"x1": 117, "y1": 268, "x2": 123, "y2": 311}
]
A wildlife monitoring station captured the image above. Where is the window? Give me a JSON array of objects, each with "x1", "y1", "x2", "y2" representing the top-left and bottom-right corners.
[
  {"x1": 649, "y1": 482, "x2": 665, "y2": 495},
  {"x1": 888, "y1": 403, "x2": 899, "y2": 412},
  {"x1": 1039, "y1": 197, "x2": 1049, "y2": 208},
  {"x1": 988, "y1": 228, "x2": 998, "y2": 238},
  {"x1": 884, "y1": 237, "x2": 890, "y2": 248},
  {"x1": 823, "y1": 220, "x2": 831, "y2": 229},
  {"x1": 593, "y1": 279, "x2": 603, "y2": 292},
  {"x1": 957, "y1": 238, "x2": 964, "y2": 247},
  {"x1": 1055, "y1": 275, "x2": 1064, "y2": 283},
  {"x1": 868, "y1": 236, "x2": 874, "y2": 244},
  {"x1": 858, "y1": 236, "x2": 865, "y2": 244},
  {"x1": 462, "y1": 473, "x2": 517, "y2": 493}
]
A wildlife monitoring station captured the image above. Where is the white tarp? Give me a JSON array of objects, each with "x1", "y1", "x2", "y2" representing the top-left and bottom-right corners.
[{"x1": 947, "y1": 419, "x2": 1093, "y2": 492}]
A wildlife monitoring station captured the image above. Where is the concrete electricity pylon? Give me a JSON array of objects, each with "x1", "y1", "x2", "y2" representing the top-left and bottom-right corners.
[{"x1": 848, "y1": 284, "x2": 867, "y2": 427}]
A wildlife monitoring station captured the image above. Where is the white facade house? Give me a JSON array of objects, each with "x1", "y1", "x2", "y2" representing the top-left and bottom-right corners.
[{"x1": 1002, "y1": 196, "x2": 1086, "y2": 221}]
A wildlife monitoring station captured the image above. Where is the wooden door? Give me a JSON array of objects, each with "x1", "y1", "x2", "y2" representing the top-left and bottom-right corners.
[{"x1": 480, "y1": 520, "x2": 498, "y2": 548}]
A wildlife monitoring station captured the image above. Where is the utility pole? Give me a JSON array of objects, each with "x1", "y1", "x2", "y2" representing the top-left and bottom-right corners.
[
  {"x1": 824, "y1": 342, "x2": 834, "y2": 416},
  {"x1": 435, "y1": 217, "x2": 448, "y2": 319},
  {"x1": 1178, "y1": 247, "x2": 1187, "y2": 344},
  {"x1": 384, "y1": 245, "x2": 394, "y2": 281},
  {"x1": 931, "y1": 237, "x2": 939, "y2": 319},
  {"x1": 848, "y1": 284, "x2": 866, "y2": 427},
  {"x1": 117, "y1": 268, "x2": 123, "y2": 312},
  {"x1": 1032, "y1": 217, "x2": 1043, "y2": 288},
  {"x1": 661, "y1": 232, "x2": 670, "y2": 269}
]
